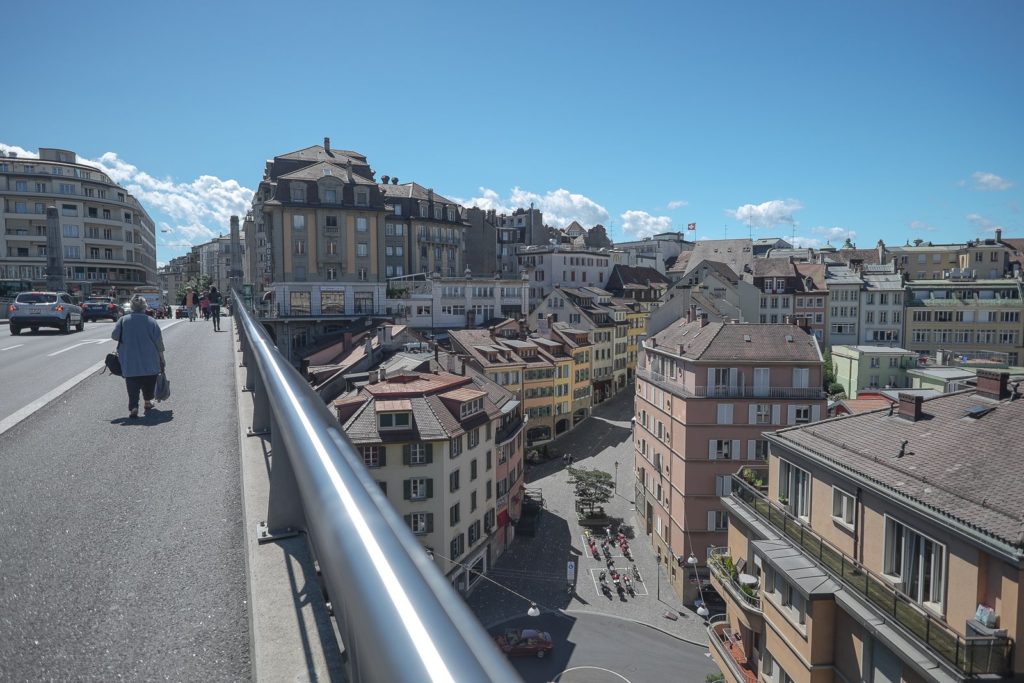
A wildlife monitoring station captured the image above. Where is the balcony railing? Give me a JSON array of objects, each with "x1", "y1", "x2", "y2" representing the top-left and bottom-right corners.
[
  {"x1": 707, "y1": 547, "x2": 761, "y2": 612},
  {"x1": 636, "y1": 367, "x2": 825, "y2": 400},
  {"x1": 707, "y1": 616, "x2": 758, "y2": 683},
  {"x1": 729, "y1": 475, "x2": 1013, "y2": 676}
]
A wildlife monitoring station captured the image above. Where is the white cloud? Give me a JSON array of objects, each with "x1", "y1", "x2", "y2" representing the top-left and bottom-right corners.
[
  {"x1": 0, "y1": 143, "x2": 39, "y2": 159},
  {"x1": 909, "y1": 220, "x2": 938, "y2": 233},
  {"x1": 727, "y1": 199, "x2": 803, "y2": 228},
  {"x1": 667, "y1": 200, "x2": 688, "y2": 210},
  {"x1": 966, "y1": 213, "x2": 1004, "y2": 233},
  {"x1": 789, "y1": 236, "x2": 822, "y2": 248},
  {"x1": 970, "y1": 171, "x2": 1013, "y2": 191},
  {"x1": 619, "y1": 210, "x2": 674, "y2": 240},
  {"x1": 811, "y1": 225, "x2": 857, "y2": 243},
  {"x1": 454, "y1": 186, "x2": 610, "y2": 229}
]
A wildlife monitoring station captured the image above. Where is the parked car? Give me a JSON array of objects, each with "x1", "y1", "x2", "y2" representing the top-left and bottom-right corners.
[
  {"x1": 8, "y1": 291, "x2": 84, "y2": 335},
  {"x1": 493, "y1": 629, "x2": 554, "y2": 659},
  {"x1": 174, "y1": 306, "x2": 188, "y2": 319},
  {"x1": 81, "y1": 296, "x2": 121, "y2": 322}
]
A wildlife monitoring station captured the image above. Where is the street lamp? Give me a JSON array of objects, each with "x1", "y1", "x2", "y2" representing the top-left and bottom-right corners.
[
  {"x1": 688, "y1": 553, "x2": 710, "y2": 620},
  {"x1": 614, "y1": 461, "x2": 619, "y2": 492},
  {"x1": 427, "y1": 548, "x2": 543, "y2": 618}
]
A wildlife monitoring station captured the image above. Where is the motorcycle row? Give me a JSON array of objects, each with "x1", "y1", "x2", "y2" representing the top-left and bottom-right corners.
[{"x1": 585, "y1": 528, "x2": 643, "y2": 599}]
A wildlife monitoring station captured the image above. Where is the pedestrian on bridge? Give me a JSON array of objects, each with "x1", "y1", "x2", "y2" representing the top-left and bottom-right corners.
[
  {"x1": 208, "y1": 286, "x2": 223, "y2": 332},
  {"x1": 112, "y1": 296, "x2": 166, "y2": 419},
  {"x1": 200, "y1": 293, "x2": 210, "y2": 321},
  {"x1": 181, "y1": 287, "x2": 197, "y2": 322}
]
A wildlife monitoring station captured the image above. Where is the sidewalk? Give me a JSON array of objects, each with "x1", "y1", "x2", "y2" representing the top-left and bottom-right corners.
[{"x1": 467, "y1": 390, "x2": 710, "y2": 646}]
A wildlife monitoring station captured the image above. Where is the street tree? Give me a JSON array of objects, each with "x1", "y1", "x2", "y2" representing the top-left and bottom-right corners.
[
  {"x1": 177, "y1": 274, "x2": 213, "y2": 302},
  {"x1": 567, "y1": 466, "x2": 614, "y2": 516}
]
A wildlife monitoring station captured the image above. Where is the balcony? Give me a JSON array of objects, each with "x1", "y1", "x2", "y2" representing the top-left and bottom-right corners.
[
  {"x1": 729, "y1": 475, "x2": 1013, "y2": 676},
  {"x1": 707, "y1": 547, "x2": 761, "y2": 614},
  {"x1": 636, "y1": 367, "x2": 825, "y2": 400},
  {"x1": 707, "y1": 616, "x2": 758, "y2": 683}
]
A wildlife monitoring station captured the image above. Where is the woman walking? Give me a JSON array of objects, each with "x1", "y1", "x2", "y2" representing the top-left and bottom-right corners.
[
  {"x1": 207, "y1": 286, "x2": 223, "y2": 332},
  {"x1": 111, "y1": 296, "x2": 166, "y2": 418},
  {"x1": 200, "y1": 292, "x2": 210, "y2": 321}
]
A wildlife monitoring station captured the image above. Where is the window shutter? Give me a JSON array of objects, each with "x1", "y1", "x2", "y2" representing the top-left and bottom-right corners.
[
  {"x1": 425, "y1": 443, "x2": 434, "y2": 463},
  {"x1": 379, "y1": 446, "x2": 386, "y2": 468},
  {"x1": 748, "y1": 440, "x2": 757, "y2": 460},
  {"x1": 426, "y1": 479, "x2": 434, "y2": 499},
  {"x1": 403, "y1": 444, "x2": 411, "y2": 466},
  {"x1": 729, "y1": 368, "x2": 739, "y2": 390},
  {"x1": 404, "y1": 514, "x2": 411, "y2": 528},
  {"x1": 707, "y1": 511, "x2": 717, "y2": 531},
  {"x1": 811, "y1": 405, "x2": 821, "y2": 422},
  {"x1": 732, "y1": 440, "x2": 740, "y2": 459},
  {"x1": 708, "y1": 440, "x2": 717, "y2": 460},
  {"x1": 707, "y1": 367, "x2": 715, "y2": 389},
  {"x1": 787, "y1": 406, "x2": 797, "y2": 425},
  {"x1": 715, "y1": 476, "x2": 724, "y2": 496},
  {"x1": 426, "y1": 513, "x2": 434, "y2": 533},
  {"x1": 772, "y1": 405, "x2": 781, "y2": 424},
  {"x1": 403, "y1": 480, "x2": 411, "y2": 500},
  {"x1": 748, "y1": 404, "x2": 757, "y2": 424}
]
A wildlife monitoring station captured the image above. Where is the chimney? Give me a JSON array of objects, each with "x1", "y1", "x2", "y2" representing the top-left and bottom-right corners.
[
  {"x1": 434, "y1": 343, "x2": 439, "y2": 361},
  {"x1": 877, "y1": 239, "x2": 886, "y2": 264},
  {"x1": 696, "y1": 309, "x2": 708, "y2": 327},
  {"x1": 323, "y1": 137, "x2": 331, "y2": 155},
  {"x1": 687, "y1": 304, "x2": 697, "y2": 323},
  {"x1": 784, "y1": 315, "x2": 794, "y2": 325},
  {"x1": 391, "y1": 177, "x2": 399, "y2": 185},
  {"x1": 377, "y1": 326, "x2": 385, "y2": 346},
  {"x1": 897, "y1": 393, "x2": 924, "y2": 422},
  {"x1": 995, "y1": 228, "x2": 1002, "y2": 242},
  {"x1": 459, "y1": 355, "x2": 467, "y2": 376},
  {"x1": 378, "y1": 368, "x2": 386, "y2": 382},
  {"x1": 364, "y1": 336, "x2": 373, "y2": 356},
  {"x1": 381, "y1": 175, "x2": 390, "y2": 185},
  {"x1": 976, "y1": 370, "x2": 1010, "y2": 400}
]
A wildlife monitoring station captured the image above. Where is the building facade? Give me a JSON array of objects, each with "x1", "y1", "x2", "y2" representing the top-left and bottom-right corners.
[
  {"x1": 634, "y1": 315, "x2": 825, "y2": 602},
  {"x1": 1, "y1": 147, "x2": 156, "y2": 295},
  {"x1": 831, "y1": 345, "x2": 918, "y2": 398},
  {"x1": 710, "y1": 372, "x2": 1022, "y2": 683}
]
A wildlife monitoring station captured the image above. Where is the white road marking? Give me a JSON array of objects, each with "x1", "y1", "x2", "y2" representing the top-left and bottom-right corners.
[
  {"x1": 159, "y1": 320, "x2": 183, "y2": 331},
  {"x1": 555, "y1": 666, "x2": 632, "y2": 682},
  {"x1": 46, "y1": 339, "x2": 110, "y2": 357},
  {"x1": 0, "y1": 361, "x2": 105, "y2": 437},
  {"x1": 1, "y1": 344, "x2": 24, "y2": 351}
]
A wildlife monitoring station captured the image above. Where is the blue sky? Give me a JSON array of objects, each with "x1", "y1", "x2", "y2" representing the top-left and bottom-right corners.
[{"x1": 4, "y1": 0, "x2": 1022, "y2": 264}]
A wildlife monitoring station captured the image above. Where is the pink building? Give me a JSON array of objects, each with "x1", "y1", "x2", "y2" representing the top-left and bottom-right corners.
[{"x1": 634, "y1": 312, "x2": 825, "y2": 601}]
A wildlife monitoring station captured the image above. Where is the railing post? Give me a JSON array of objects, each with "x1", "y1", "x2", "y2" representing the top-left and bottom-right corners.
[
  {"x1": 249, "y1": 371, "x2": 270, "y2": 436},
  {"x1": 257, "y1": 417, "x2": 306, "y2": 543}
]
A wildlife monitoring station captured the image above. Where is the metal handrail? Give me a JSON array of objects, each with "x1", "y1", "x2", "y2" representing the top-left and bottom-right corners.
[
  {"x1": 707, "y1": 547, "x2": 762, "y2": 611},
  {"x1": 231, "y1": 291, "x2": 521, "y2": 683},
  {"x1": 729, "y1": 474, "x2": 1013, "y2": 676}
]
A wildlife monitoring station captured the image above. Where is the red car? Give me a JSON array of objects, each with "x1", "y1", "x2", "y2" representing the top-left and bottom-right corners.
[{"x1": 494, "y1": 629, "x2": 554, "y2": 659}]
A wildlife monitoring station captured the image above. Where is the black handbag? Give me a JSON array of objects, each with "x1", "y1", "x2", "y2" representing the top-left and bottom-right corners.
[{"x1": 105, "y1": 322, "x2": 123, "y2": 376}]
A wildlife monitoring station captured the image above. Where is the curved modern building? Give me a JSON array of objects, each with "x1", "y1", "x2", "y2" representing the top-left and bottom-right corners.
[{"x1": 0, "y1": 147, "x2": 156, "y2": 296}]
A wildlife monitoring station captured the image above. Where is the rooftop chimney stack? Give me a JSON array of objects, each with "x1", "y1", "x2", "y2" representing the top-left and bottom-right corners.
[
  {"x1": 696, "y1": 309, "x2": 708, "y2": 328},
  {"x1": 323, "y1": 137, "x2": 331, "y2": 154},
  {"x1": 897, "y1": 393, "x2": 924, "y2": 422},
  {"x1": 976, "y1": 370, "x2": 1010, "y2": 401},
  {"x1": 995, "y1": 228, "x2": 1003, "y2": 242}
]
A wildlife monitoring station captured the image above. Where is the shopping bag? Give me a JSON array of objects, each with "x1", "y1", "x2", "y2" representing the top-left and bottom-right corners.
[{"x1": 155, "y1": 372, "x2": 171, "y2": 402}]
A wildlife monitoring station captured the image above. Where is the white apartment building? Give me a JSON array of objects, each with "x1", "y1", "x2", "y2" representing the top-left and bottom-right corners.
[
  {"x1": 858, "y1": 266, "x2": 905, "y2": 345},
  {"x1": 825, "y1": 265, "x2": 861, "y2": 346},
  {"x1": 385, "y1": 276, "x2": 530, "y2": 331}
]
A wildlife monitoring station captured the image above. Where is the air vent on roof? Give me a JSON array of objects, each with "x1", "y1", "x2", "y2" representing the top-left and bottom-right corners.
[
  {"x1": 964, "y1": 405, "x2": 995, "y2": 419},
  {"x1": 785, "y1": 335, "x2": 793, "y2": 343},
  {"x1": 743, "y1": 334, "x2": 751, "y2": 343}
]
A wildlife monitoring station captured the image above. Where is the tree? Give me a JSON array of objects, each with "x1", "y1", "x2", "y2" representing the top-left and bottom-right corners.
[
  {"x1": 566, "y1": 467, "x2": 614, "y2": 516},
  {"x1": 584, "y1": 224, "x2": 613, "y2": 250},
  {"x1": 176, "y1": 274, "x2": 212, "y2": 302},
  {"x1": 822, "y1": 348, "x2": 845, "y2": 396}
]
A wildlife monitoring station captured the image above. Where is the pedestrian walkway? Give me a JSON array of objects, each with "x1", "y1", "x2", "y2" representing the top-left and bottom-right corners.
[
  {"x1": 467, "y1": 390, "x2": 710, "y2": 646},
  {"x1": 0, "y1": 317, "x2": 251, "y2": 681}
]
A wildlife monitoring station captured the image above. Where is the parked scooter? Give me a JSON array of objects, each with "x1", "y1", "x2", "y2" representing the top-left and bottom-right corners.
[
  {"x1": 632, "y1": 563, "x2": 642, "y2": 581},
  {"x1": 624, "y1": 574, "x2": 635, "y2": 596}
]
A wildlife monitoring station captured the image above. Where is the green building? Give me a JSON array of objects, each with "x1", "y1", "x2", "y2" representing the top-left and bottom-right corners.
[{"x1": 831, "y1": 345, "x2": 917, "y2": 398}]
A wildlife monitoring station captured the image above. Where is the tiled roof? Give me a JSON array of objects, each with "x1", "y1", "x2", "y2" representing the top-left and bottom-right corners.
[
  {"x1": 376, "y1": 399, "x2": 412, "y2": 412},
  {"x1": 794, "y1": 263, "x2": 826, "y2": 291},
  {"x1": 648, "y1": 321, "x2": 822, "y2": 362},
  {"x1": 608, "y1": 264, "x2": 671, "y2": 290},
  {"x1": 440, "y1": 387, "x2": 486, "y2": 402},
  {"x1": 277, "y1": 145, "x2": 368, "y2": 164},
  {"x1": 667, "y1": 252, "x2": 692, "y2": 273},
  {"x1": 772, "y1": 391, "x2": 1024, "y2": 551},
  {"x1": 277, "y1": 161, "x2": 376, "y2": 185},
  {"x1": 378, "y1": 182, "x2": 457, "y2": 205},
  {"x1": 752, "y1": 258, "x2": 795, "y2": 278},
  {"x1": 680, "y1": 239, "x2": 754, "y2": 276}
]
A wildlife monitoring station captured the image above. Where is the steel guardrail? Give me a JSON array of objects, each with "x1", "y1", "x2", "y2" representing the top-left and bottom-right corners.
[{"x1": 232, "y1": 291, "x2": 522, "y2": 683}]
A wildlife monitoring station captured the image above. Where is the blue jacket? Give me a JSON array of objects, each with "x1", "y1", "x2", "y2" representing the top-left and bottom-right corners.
[{"x1": 112, "y1": 313, "x2": 164, "y2": 377}]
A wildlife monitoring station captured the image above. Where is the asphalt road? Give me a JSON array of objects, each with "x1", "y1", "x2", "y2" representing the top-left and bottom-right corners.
[
  {"x1": 493, "y1": 612, "x2": 717, "y2": 683},
  {"x1": 0, "y1": 317, "x2": 250, "y2": 681},
  {"x1": 0, "y1": 317, "x2": 185, "y2": 428}
]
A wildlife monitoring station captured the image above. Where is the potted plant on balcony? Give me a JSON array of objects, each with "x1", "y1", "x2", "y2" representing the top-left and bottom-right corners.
[{"x1": 778, "y1": 495, "x2": 789, "y2": 506}]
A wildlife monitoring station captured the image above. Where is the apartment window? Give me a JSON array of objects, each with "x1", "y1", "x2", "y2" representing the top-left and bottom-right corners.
[
  {"x1": 323, "y1": 189, "x2": 337, "y2": 203},
  {"x1": 832, "y1": 487, "x2": 855, "y2": 529},
  {"x1": 292, "y1": 215, "x2": 305, "y2": 230},
  {"x1": 408, "y1": 512, "x2": 430, "y2": 535},
  {"x1": 361, "y1": 446, "x2": 383, "y2": 468},
  {"x1": 754, "y1": 403, "x2": 771, "y2": 425},
  {"x1": 780, "y1": 580, "x2": 807, "y2": 626},
  {"x1": 355, "y1": 189, "x2": 369, "y2": 206},
  {"x1": 470, "y1": 491, "x2": 478, "y2": 514},
  {"x1": 714, "y1": 475, "x2": 733, "y2": 497},
  {"x1": 63, "y1": 224, "x2": 80, "y2": 238},
  {"x1": 884, "y1": 517, "x2": 945, "y2": 609},
  {"x1": 450, "y1": 436, "x2": 463, "y2": 458},
  {"x1": 779, "y1": 459, "x2": 810, "y2": 519},
  {"x1": 355, "y1": 242, "x2": 368, "y2": 257},
  {"x1": 460, "y1": 398, "x2": 483, "y2": 418},
  {"x1": 325, "y1": 215, "x2": 338, "y2": 228},
  {"x1": 406, "y1": 477, "x2": 430, "y2": 500},
  {"x1": 59, "y1": 183, "x2": 75, "y2": 194},
  {"x1": 470, "y1": 458, "x2": 477, "y2": 481},
  {"x1": 449, "y1": 469, "x2": 460, "y2": 493},
  {"x1": 792, "y1": 367, "x2": 809, "y2": 388},
  {"x1": 64, "y1": 246, "x2": 81, "y2": 259},
  {"x1": 450, "y1": 533, "x2": 465, "y2": 560},
  {"x1": 707, "y1": 510, "x2": 728, "y2": 531},
  {"x1": 62, "y1": 203, "x2": 78, "y2": 216},
  {"x1": 356, "y1": 217, "x2": 368, "y2": 232},
  {"x1": 291, "y1": 184, "x2": 306, "y2": 202},
  {"x1": 794, "y1": 406, "x2": 811, "y2": 424},
  {"x1": 870, "y1": 357, "x2": 880, "y2": 368},
  {"x1": 326, "y1": 240, "x2": 338, "y2": 255},
  {"x1": 716, "y1": 403, "x2": 734, "y2": 425},
  {"x1": 15, "y1": 180, "x2": 27, "y2": 191},
  {"x1": 379, "y1": 412, "x2": 411, "y2": 429},
  {"x1": 751, "y1": 439, "x2": 769, "y2": 459},
  {"x1": 449, "y1": 503, "x2": 460, "y2": 527},
  {"x1": 468, "y1": 428, "x2": 480, "y2": 449},
  {"x1": 709, "y1": 439, "x2": 735, "y2": 460},
  {"x1": 294, "y1": 240, "x2": 306, "y2": 255}
]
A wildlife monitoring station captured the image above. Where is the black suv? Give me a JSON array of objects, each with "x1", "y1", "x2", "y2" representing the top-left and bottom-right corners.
[{"x1": 81, "y1": 296, "x2": 122, "y2": 322}]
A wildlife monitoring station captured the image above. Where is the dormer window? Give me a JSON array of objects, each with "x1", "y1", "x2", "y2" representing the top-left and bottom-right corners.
[
  {"x1": 460, "y1": 398, "x2": 483, "y2": 418},
  {"x1": 291, "y1": 183, "x2": 306, "y2": 202},
  {"x1": 323, "y1": 188, "x2": 337, "y2": 203},
  {"x1": 355, "y1": 188, "x2": 369, "y2": 206},
  {"x1": 419, "y1": 201, "x2": 428, "y2": 217},
  {"x1": 379, "y1": 412, "x2": 411, "y2": 430}
]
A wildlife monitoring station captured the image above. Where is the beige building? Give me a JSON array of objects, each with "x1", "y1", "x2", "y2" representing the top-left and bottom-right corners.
[
  {"x1": 333, "y1": 367, "x2": 524, "y2": 591},
  {"x1": 710, "y1": 371, "x2": 1022, "y2": 683},
  {"x1": 904, "y1": 274, "x2": 1024, "y2": 366},
  {"x1": 634, "y1": 314, "x2": 825, "y2": 602},
  {"x1": 0, "y1": 147, "x2": 156, "y2": 295}
]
